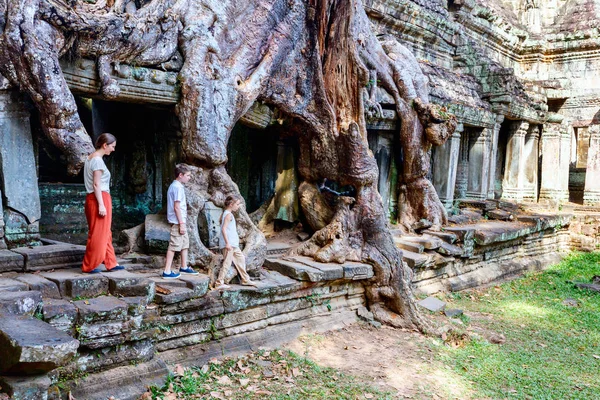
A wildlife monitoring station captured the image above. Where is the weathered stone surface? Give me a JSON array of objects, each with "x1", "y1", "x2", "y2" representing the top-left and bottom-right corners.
[
  {"x1": 122, "y1": 296, "x2": 149, "y2": 316},
  {"x1": 119, "y1": 223, "x2": 145, "y2": 253},
  {"x1": 14, "y1": 274, "x2": 61, "y2": 299},
  {"x1": 66, "y1": 358, "x2": 168, "y2": 400},
  {"x1": 436, "y1": 242, "x2": 463, "y2": 256},
  {"x1": 263, "y1": 258, "x2": 325, "y2": 282},
  {"x1": 487, "y1": 209, "x2": 514, "y2": 221},
  {"x1": 424, "y1": 230, "x2": 458, "y2": 244},
  {"x1": 401, "y1": 250, "x2": 434, "y2": 269},
  {"x1": 74, "y1": 296, "x2": 128, "y2": 323},
  {"x1": 0, "y1": 374, "x2": 51, "y2": 400},
  {"x1": 444, "y1": 308, "x2": 463, "y2": 318},
  {"x1": 42, "y1": 299, "x2": 77, "y2": 334},
  {"x1": 41, "y1": 270, "x2": 109, "y2": 298},
  {"x1": 0, "y1": 290, "x2": 42, "y2": 315},
  {"x1": 179, "y1": 273, "x2": 211, "y2": 296},
  {"x1": 144, "y1": 214, "x2": 171, "y2": 253},
  {"x1": 0, "y1": 315, "x2": 79, "y2": 374},
  {"x1": 106, "y1": 270, "x2": 155, "y2": 298},
  {"x1": 11, "y1": 244, "x2": 85, "y2": 272},
  {"x1": 0, "y1": 250, "x2": 24, "y2": 272},
  {"x1": 393, "y1": 238, "x2": 425, "y2": 253},
  {"x1": 154, "y1": 285, "x2": 198, "y2": 304},
  {"x1": 159, "y1": 291, "x2": 224, "y2": 316},
  {"x1": 402, "y1": 235, "x2": 443, "y2": 250},
  {"x1": 574, "y1": 283, "x2": 600, "y2": 293},
  {"x1": 417, "y1": 296, "x2": 446, "y2": 312},
  {"x1": 288, "y1": 256, "x2": 344, "y2": 280},
  {"x1": 0, "y1": 278, "x2": 28, "y2": 292},
  {"x1": 342, "y1": 262, "x2": 374, "y2": 280}
]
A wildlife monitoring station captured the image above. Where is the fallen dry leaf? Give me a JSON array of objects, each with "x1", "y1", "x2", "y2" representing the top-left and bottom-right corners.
[
  {"x1": 239, "y1": 378, "x2": 250, "y2": 387},
  {"x1": 201, "y1": 364, "x2": 209, "y2": 374},
  {"x1": 217, "y1": 375, "x2": 232, "y2": 385},
  {"x1": 174, "y1": 364, "x2": 185, "y2": 377},
  {"x1": 364, "y1": 394, "x2": 374, "y2": 399},
  {"x1": 292, "y1": 367, "x2": 300, "y2": 377},
  {"x1": 210, "y1": 392, "x2": 224, "y2": 399},
  {"x1": 593, "y1": 355, "x2": 600, "y2": 359}
]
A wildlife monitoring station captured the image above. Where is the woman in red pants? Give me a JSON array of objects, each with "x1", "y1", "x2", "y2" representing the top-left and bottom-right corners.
[{"x1": 81, "y1": 133, "x2": 125, "y2": 273}]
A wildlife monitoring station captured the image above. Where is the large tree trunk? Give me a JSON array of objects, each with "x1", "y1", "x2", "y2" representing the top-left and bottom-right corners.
[{"x1": 0, "y1": 0, "x2": 456, "y2": 331}]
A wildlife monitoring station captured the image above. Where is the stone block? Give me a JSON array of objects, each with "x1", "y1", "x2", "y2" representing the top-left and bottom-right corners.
[
  {"x1": 41, "y1": 270, "x2": 109, "y2": 298},
  {"x1": 73, "y1": 296, "x2": 128, "y2": 323},
  {"x1": 0, "y1": 249, "x2": 24, "y2": 272},
  {"x1": 159, "y1": 291, "x2": 224, "y2": 316},
  {"x1": 401, "y1": 250, "x2": 434, "y2": 269},
  {"x1": 14, "y1": 274, "x2": 61, "y2": 299},
  {"x1": 154, "y1": 285, "x2": 198, "y2": 304},
  {"x1": 122, "y1": 296, "x2": 148, "y2": 316},
  {"x1": 263, "y1": 258, "x2": 324, "y2": 282},
  {"x1": 0, "y1": 315, "x2": 79, "y2": 374},
  {"x1": 393, "y1": 238, "x2": 424, "y2": 253},
  {"x1": 436, "y1": 242, "x2": 463, "y2": 256},
  {"x1": 106, "y1": 270, "x2": 155, "y2": 298},
  {"x1": 0, "y1": 290, "x2": 42, "y2": 316},
  {"x1": 487, "y1": 209, "x2": 513, "y2": 221},
  {"x1": 0, "y1": 278, "x2": 28, "y2": 292},
  {"x1": 417, "y1": 296, "x2": 446, "y2": 312},
  {"x1": 144, "y1": 214, "x2": 171, "y2": 253},
  {"x1": 288, "y1": 256, "x2": 344, "y2": 280},
  {"x1": 42, "y1": 299, "x2": 77, "y2": 334},
  {"x1": 342, "y1": 262, "x2": 374, "y2": 280},
  {"x1": 423, "y1": 230, "x2": 458, "y2": 244},
  {"x1": 220, "y1": 306, "x2": 268, "y2": 329},
  {"x1": 403, "y1": 235, "x2": 443, "y2": 250},
  {"x1": 11, "y1": 244, "x2": 85, "y2": 272},
  {"x1": 179, "y1": 273, "x2": 211, "y2": 296},
  {"x1": 0, "y1": 374, "x2": 51, "y2": 400}
]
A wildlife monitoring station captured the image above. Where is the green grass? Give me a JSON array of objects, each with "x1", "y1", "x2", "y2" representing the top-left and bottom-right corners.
[
  {"x1": 145, "y1": 349, "x2": 395, "y2": 399},
  {"x1": 435, "y1": 252, "x2": 600, "y2": 399}
]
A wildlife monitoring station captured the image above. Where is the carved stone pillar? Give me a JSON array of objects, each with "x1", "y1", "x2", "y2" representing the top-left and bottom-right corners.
[
  {"x1": 487, "y1": 115, "x2": 504, "y2": 199},
  {"x1": 540, "y1": 120, "x2": 569, "y2": 203},
  {"x1": 433, "y1": 123, "x2": 462, "y2": 209},
  {"x1": 467, "y1": 127, "x2": 491, "y2": 200},
  {"x1": 522, "y1": 125, "x2": 540, "y2": 202},
  {"x1": 584, "y1": 125, "x2": 600, "y2": 205},
  {"x1": 0, "y1": 91, "x2": 41, "y2": 247},
  {"x1": 502, "y1": 121, "x2": 529, "y2": 202},
  {"x1": 558, "y1": 123, "x2": 572, "y2": 202},
  {"x1": 454, "y1": 127, "x2": 469, "y2": 200}
]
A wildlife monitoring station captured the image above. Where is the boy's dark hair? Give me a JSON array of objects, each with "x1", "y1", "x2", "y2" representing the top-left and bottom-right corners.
[
  {"x1": 95, "y1": 133, "x2": 117, "y2": 150},
  {"x1": 174, "y1": 163, "x2": 191, "y2": 178}
]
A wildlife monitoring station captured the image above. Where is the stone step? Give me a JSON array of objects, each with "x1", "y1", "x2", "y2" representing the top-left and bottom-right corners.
[
  {"x1": 400, "y1": 250, "x2": 434, "y2": 269},
  {"x1": 14, "y1": 274, "x2": 61, "y2": 298},
  {"x1": 401, "y1": 235, "x2": 443, "y2": 250},
  {"x1": 0, "y1": 249, "x2": 24, "y2": 273},
  {"x1": 0, "y1": 290, "x2": 42, "y2": 315},
  {"x1": 393, "y1": 238, "x2": 424, "y2": 253},
  {"x1": 0, "y1": 277, "x2": 29, "y2": 292},
  {"x1": 436, "y1": 241, "x2": 463, "y2": 257},
  {"x1": 422, "y1": 230, "x2": 458, "y2": 244},
  {"x1": 11, "y1": 243, "x2": 85, "y2": 272},
  {"x1": 105, "y1": 270, "x2": 155, "y2": 298},
  {"x1": 41, "y1": 298, "x2": 78, "y2": 334},
  {"x1": 264, "y1": 257, "x2": 373, "y2": 282},
  {"x1": 73, "y1": 296, "x2": 128, "y2": 324},
  {"x1": 0, "y1": 315, "x2": 79, "y2": 375},
  {"x1": 41, "y1": 270, "x2": 109, "y2": 299}
]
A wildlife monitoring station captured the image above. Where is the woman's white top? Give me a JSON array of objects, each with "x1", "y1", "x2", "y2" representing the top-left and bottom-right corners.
[
  {"x1": 84, "y1": 156, "x2": 111, "y2": 194},
  {"x1": 219, "y1": 210, "x2": 240, "y2": 248}
]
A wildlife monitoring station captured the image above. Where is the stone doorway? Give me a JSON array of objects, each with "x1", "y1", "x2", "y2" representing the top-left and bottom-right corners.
[
  {"x1": 455, "y1": 126, "x2": 489, "y2": 200},
  {"x1": 367, "y1": 130, "x2": 398, "y2": 222},
  {"x1": 569, "y1": 126, "x2": 588, "y2": 204}
]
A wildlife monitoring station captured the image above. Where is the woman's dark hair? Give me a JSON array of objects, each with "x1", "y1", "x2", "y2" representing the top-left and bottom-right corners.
[{"x1": 95, "y1": 133, "x2": 117, "y2": 150}]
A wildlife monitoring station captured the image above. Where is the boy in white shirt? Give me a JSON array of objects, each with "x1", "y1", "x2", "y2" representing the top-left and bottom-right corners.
[{"x1": 162, "y1": 164, "x2": 198, "y2": 279}]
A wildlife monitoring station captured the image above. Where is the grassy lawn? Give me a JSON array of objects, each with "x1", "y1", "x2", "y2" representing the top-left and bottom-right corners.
[
  {"x1": 435, "y1": 252, "x2": 600, "y2": 399},
  {"x1": 143, "y1": 349, "x2": 395, "y2": 399}
]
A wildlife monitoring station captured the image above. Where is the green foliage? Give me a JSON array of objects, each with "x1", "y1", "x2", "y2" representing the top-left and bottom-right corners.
[{"x1": 436, "y1": 252, "x2": 600, "y2": 399}]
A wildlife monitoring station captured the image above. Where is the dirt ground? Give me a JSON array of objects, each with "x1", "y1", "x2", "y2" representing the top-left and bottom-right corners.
[{"x1": 283, "y1": 322, "x2": 475, "y2": 399}]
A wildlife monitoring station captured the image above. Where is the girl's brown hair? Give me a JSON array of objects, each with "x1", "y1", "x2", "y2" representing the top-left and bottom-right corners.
[
  {"x1": 95, "y1": 133, "x2": 117, "y2": 150},
  {"x1": 224, "y1": 195, "x2": 239, "y2": 208}
]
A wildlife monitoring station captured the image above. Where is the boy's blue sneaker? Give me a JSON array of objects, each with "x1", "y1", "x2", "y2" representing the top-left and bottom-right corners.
[
  {"x1": 162, "y1": 271, "x2": 181, "y2": 279},
  {"x1": 180, "y1": 267, "x2": 199, "y2": 275}
]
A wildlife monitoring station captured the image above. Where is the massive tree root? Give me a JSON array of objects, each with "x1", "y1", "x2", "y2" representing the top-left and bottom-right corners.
[{"x1": 0, "y1": 0, "x2": 457, "y2": 331}]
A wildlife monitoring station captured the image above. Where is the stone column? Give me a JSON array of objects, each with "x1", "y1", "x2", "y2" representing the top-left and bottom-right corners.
[
  {"x1": 502, "y1": 121, "x2": 528, "y2": 202},
  {"x1": 454, "y1": 127, "x2": 469, "y2": 199},
  {"x1": 273, "y1": 139, "x2": 299, "y2": 223},
  {"x1": 558, "y1": 123, "x2": 572, "y2": 202},
  {"x1": 539, "y1": 119, "x2": 569, "y2": 203},
  {"x1": 584, "y1": 125, "x2": 600, "y2": 205},
  {"x1": 433, "y1": 123, "x2": 462, "y2": 209},
  {"x1": 522, "y1": 124, "x2": 540, "y2": 202},
  {"x1": 0, "y1": 188, "x2": 5, "y2": 249},
  {"x1": 0, "y1": 91, "x2": 41, "y2": 247},
  {"x1": 466, "y1": 128, "x2": 491, "y2": 200},
  {"x1": 487, "y1": 115, "x2": 504, "y2": 199}
]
